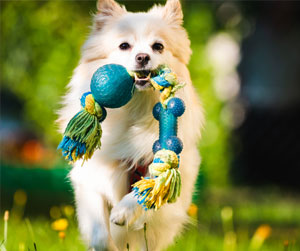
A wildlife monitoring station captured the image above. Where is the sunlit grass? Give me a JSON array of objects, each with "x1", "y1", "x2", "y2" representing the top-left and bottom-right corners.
[
  {"x1": 0, "y1": 217, "x2": 84, "y2": 251},
  {"x1": 1, "y1": 218, "x2": 298, "y2": 251},
  {"x1": 1, "y1": 188, "x2": 299, "y2": 251}
]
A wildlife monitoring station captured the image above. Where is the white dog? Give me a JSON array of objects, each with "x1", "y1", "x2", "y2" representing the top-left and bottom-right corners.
[{"x1": 58, "y1": 0, "x2": 203, "y2": 250}]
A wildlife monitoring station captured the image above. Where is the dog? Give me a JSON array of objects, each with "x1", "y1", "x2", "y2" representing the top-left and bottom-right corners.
[{"x1": 57, "y1": 0, "x2": 204, "y2": 250}]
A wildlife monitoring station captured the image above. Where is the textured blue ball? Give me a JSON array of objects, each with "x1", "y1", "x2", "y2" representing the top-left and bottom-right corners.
[
  {"x1": 153, "y1": 102, "x2": 162, "y2": 120},
  {"x1": 90, "y1": 64, "x2": 135, "y2": 108},
  {"x1": 167, "y1": 97, "x2": 185, "y2": 117},
  {"x1": 165, "y1": 136, "x2": 183, "y2": 154},
  {"x1": 152, "y1": 140, "x2": 162, "y2": 153}
]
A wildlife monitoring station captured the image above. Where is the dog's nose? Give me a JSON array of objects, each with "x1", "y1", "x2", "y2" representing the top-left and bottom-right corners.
[{"x1": 135, "y1": 53, "x2": 150, "y2": 67}]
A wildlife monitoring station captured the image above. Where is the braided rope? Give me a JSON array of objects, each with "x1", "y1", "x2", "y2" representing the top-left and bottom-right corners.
[
  {"x1": 58, "y1": 92, "x2": 105, "y2": 163},
  {"x1": 133, "y1": 149, "x2": 181, "y2": 210}
]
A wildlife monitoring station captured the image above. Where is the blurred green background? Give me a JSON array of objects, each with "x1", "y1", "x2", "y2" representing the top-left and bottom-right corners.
[{"x1": 1, "y1": 1, "x2": 300, "y2": 250}]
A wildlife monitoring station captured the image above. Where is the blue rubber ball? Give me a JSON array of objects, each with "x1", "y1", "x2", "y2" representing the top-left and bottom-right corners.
[{"x1": 90, "y1": 64, "x2": 135, "y2": 108}]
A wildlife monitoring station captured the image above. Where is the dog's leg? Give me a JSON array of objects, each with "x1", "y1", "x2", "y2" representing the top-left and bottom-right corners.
[
  {"x1": 74, "y1": 184, "x2": 118, "y2": 251},
  {"x1": 110, "y1": 191, "x2": 148, "y2": 230}
]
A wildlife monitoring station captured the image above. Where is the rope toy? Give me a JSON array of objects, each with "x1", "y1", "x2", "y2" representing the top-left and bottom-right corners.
[
  {"x1": 58, "y1": 64, "x2": 185, "y2": 210},
  {"x1": 58, "y1": 64, "x2": 135, "y2": 162},
  {"x1": 132, "y1": 80, "x2": 185, "y2": 210}
]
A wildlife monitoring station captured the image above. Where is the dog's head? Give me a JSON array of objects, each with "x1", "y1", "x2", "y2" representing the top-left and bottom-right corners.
[{"x1": 82, "y1": 0, "x2": 191, "y2": 90}]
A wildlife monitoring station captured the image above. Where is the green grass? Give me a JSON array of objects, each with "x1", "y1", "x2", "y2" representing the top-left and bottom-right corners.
[
  {"x1": 1, "y1": 188, "x2": 300, "y2": 251},
  {"x1": 0, "y1": 217, "x2": 84, "y2": 251}
]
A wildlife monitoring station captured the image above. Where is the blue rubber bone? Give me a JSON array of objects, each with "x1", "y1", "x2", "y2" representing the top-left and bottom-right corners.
[{"x1": 152, "y1": 97, "x2": 185, "y2": 155}]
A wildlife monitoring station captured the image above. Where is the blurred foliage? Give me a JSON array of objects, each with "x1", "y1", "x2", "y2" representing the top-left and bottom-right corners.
[
  {"x1": 0, "y1": 1, "x2": 229, "y2": 186},
  {"x1": 185, "y1": 4, "x2": 231, "y2": 187},
  {"x1": 0, "y1": 1, "x2": 93, "y2": 144}
]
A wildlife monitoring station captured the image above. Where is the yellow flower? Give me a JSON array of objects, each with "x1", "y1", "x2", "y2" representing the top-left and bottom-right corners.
[
  {"x1": 255, "y1": 224, "x2": 271, "y2": 240},
  {"x1": 187, "y1": 203, "x2": 198, "y2": 217},
  {"x1": 250, "y1": 224, "x2": 272, "y2": 250},
  {"x1": 4, "y1": 210, "x2": 9, "y2": 221},
  {"x1": 62, "y1": 205, "x2": 75, "y2": 217},
  {"x1": 51, "y1": 218, "x2": 69, "y2": 231},
  {"x1": 58, "y1": 231, "x2": 66, "y2": 240}
]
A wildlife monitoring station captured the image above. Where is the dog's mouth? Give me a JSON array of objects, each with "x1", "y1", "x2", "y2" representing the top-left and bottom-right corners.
[{"x1": 134, "y1": 70, "x2": 154, "y2": 90}]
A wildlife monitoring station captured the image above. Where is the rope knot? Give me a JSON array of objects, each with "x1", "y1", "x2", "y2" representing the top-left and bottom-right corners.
[
  {"x1": 133, "y1": 149, "x2": 181, "y2": 210},
  {"x1": 150, "y1": 66, "x2": 185, "y2": 106},
  {"x1": 149, "y1": 150, "x2": 179, "y2": 176},
  {"x1": 84, "y1": 94, "x2": 103, "y2": 119}
]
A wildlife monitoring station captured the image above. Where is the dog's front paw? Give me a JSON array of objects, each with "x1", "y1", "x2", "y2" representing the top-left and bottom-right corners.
[{"x1": 110, "y1": 192, "x2": 145, "y2": 230}]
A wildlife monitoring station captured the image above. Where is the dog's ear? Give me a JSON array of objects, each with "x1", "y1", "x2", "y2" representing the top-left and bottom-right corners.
[
  {"x1": 97, "y1": 0, "x2": 126, "y2": 17},
  {"x1": 149, "y1": 0, "x2": 190, "y2": 64},
  {"x1": 162, "y1": 0, "x2": 183, "y2": 26},
  {"x1": 94, "y1": 0, "x2": 126, "y2": 30}
]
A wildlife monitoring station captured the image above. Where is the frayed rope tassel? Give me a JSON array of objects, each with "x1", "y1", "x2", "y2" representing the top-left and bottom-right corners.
[
  {"x1": 133, "y1": 149, "x2": 181, "y2": 210},
  {"x1": 58, "y1": 92, "x2": 106, "y2": 163}
]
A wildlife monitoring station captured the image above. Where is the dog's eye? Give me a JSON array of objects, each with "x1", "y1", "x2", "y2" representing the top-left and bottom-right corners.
[
  {"x1": 152, "y1": 43, "x2": 164, "y2": 52},
  {"x1": 119, "y1": 42, "x2": 131, "y2": 50}
]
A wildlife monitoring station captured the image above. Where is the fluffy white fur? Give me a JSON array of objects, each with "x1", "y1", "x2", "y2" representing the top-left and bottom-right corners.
[{"x1": 57, "y1": 0, "x2": 204, "y2": 250}]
